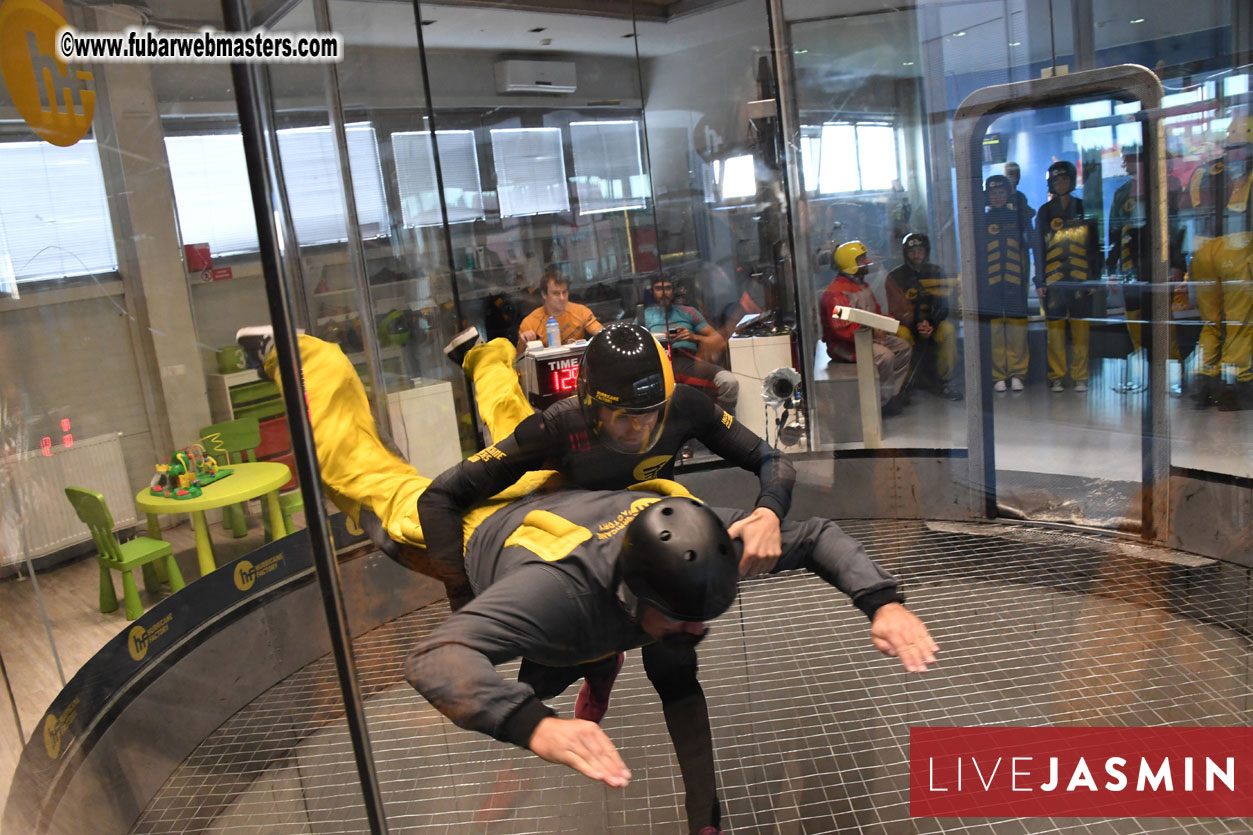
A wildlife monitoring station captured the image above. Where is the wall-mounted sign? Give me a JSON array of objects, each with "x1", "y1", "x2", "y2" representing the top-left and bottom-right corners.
[{"x1": 0, "y1": 0, "x2": 95, "y2": 147}]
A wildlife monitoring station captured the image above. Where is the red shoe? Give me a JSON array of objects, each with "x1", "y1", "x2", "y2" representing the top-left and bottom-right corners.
[
  {"x1": 696, "y1": 828, "x2": 722, "y2": 835},
  {"x1": 574, "y1": 653, "x2": 624, "y2": 723}
]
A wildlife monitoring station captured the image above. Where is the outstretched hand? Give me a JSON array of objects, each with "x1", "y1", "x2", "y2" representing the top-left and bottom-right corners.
[
  {"x1": 528, "y1": 716, "x2": 632, "y2": 787},
  {"x1": 870, "y1": 602, "x2": 939, "y2": 673},
  {"x1": 727, "y1": 507, "x2": 782, "y2": 578}
]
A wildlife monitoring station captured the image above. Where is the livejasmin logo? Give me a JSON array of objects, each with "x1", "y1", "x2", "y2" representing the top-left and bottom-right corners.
[
  {"x1": 910, "y1": 727, "x2": 1253, "y2": 818},
  {"x1": 926, "y1": 753, "x2": 1234, "y2": 794}
]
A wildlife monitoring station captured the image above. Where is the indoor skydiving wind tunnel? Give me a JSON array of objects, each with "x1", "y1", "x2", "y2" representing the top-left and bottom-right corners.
[{"x1": 2, "y1": 0, "x2": 1252, "y2": 833}]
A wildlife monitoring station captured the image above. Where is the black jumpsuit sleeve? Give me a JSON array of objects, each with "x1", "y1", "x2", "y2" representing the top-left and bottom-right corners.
[
  {"x1": 686, "y1": 389, "x2": 796, "y2": 520},
  {"x1": 416, "y1": 414, "x2": 558, "y2": 610},
  {"x1": 405, "y1": 563, "x2": 585, "y2": 747}
]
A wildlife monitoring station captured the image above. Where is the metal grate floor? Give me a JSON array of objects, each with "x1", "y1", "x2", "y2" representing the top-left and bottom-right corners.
[{"x1": 131, "y1": 521, "x2": 1252, "y2": 834}]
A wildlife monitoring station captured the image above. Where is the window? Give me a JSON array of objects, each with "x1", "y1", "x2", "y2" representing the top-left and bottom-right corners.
[
  {"x1": 392, "y1": 129, "x2": 483, "y2": 227},
  {"x1": 165, "y1": 122, "x2": 389, "y2": 256},
  {"x1": 165, "y1": 134, "x2": 259, "y2": 256},
  {"x1": 276, "y1": 123, "x2": 389, "y2": 244},
  {"x1": 799, "y1": 121, "x2": 899, "y2": 194},
  {"x1": 0, "y1": 140, "x2": 118, "y2": 283},
  {"x1": 569, "y1": 120, "x2": 649, "y2": 214},
  {"x1": 490, "y1": 127, "x2": 570, "y2": 217}
]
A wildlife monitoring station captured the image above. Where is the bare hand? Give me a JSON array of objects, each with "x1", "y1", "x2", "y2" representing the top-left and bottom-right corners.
[
  {"x1": 671, "y1": 326, "x2": 693, "y2": 343},
  {"x1": 528, "y1": 717, "x2": 631, "y2": 787},
  {"x1": 519, "y1": 329, "x2": 539, "y2": 344},
  {"x1": 869, "y1": 602, "x2": 939, "y2": 673},
  {"x1": 916, "y1": 320, "x2": 934, "y2": 339},
  {"x1": 727, "y1": 507, "x2": 782, "y2": 577}
]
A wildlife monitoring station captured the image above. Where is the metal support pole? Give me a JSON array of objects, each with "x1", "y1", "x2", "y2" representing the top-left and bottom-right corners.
[
  {"x1": 222, "y1": 0, "x2": 388, "y2": 830},
  {"x1": 312, "y1": 0, "x2": 391, "y2": 436}
]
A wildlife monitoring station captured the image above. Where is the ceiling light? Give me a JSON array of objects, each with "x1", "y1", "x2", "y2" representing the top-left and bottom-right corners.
[
  {"x1": 955, "y1": 30, "x2": 967, "y2": 37},
  {"x1": 903, "y1": 61, "x2": 915, "y2": 66},
  {"x1": 794, "y1": 49, "x2": 809, "y2": 55},
  {"x1": 528, "y1": 27, "x2": 546, "y2": 33},
  {"x1": 1009, "y1": 41, "x2": 1022, "y2": 47},
  {"x1": 1131, "y1": 18, "x2": 1145, "y2": 24}
]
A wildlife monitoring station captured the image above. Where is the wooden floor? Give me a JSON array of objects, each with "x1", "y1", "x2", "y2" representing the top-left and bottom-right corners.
[{"x1": 0, "y1": 503, "x2": 304, "y2": 804}]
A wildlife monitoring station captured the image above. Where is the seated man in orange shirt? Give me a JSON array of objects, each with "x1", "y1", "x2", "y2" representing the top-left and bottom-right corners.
[{"x1": 516, "y1": 270, "x2": 603, "y2": 357}]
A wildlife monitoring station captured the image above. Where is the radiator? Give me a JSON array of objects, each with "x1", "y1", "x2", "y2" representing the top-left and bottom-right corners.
[{"x1": 1, "y1": 432, "x2": 136, "y2": 566}]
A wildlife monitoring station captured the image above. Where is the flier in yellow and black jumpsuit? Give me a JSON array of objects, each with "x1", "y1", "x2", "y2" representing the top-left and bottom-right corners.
[
  {"x1": 977, "y1": 175, "x2": 1032, "y2": 390},
  {"x1": 1035, "y1": 160, "x2": 1101, "y2": 391},
  {"x1": 1186, "y1": 116, "x2": 1253, "y2": 411}
]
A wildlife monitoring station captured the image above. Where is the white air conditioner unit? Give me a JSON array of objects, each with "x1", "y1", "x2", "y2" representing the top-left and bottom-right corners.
[{"x1": 494, "y1": 59, "x2": 577, "y2": 95}]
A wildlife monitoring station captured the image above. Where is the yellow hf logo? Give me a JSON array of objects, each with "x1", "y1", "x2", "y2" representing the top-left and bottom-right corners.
[{"x1": 0, "y1": 0, "x2": 95, "y2": 146}]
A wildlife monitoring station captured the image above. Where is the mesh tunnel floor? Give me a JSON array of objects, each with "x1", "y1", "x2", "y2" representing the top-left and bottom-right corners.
[{"x1": 132, "y1": 521, "x2": 1252, "y2": 834}]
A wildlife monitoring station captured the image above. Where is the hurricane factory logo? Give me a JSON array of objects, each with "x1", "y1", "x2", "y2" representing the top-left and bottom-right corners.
[
  {"x1": 1050, "y1": 217, "x2": 1064, "y2": 231},
  {"x1": 632, "y1": 455, "x2": 671, "y2": 482},
  {"x1": 988, "y1": 223, "x2": 1000, "y2": 236},
  {"x1": 127, "y1": 613, "x2": 173, "y2": 661},
  {"x1": 41, "y1": 696, "x2": 79, "y2": 759},
  {"x1": 0, "y1": 0, "x2": 95, "y2": 146},
  {"x1": 596, "y1": 496, "x2": 660, "y2": 540},
  {"x1": 234, "y1": 553, "x2": 284, "y2": 591}
]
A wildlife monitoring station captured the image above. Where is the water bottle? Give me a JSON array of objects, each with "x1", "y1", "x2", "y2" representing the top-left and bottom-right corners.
[{"x1": 545, "y1": 316, "x2": 561, "y2": 348}]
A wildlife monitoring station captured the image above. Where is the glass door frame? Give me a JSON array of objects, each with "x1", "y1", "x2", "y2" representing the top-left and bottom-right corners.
[{"x1": 952, "y1": 64, "x2": 1169, "y2": 539}]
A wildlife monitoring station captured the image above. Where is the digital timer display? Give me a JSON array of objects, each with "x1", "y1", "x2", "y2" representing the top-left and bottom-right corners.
[{"x1": 549, "y1": 365, "x2": 579, "y2": 393}]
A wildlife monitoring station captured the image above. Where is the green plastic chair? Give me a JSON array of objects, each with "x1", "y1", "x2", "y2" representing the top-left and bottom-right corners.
[
  {"x1": 200, "y1": 417, "x2": 261, "y2": 538},
  {"x1": 65, "y1": 487, "x2": 185, "y2": 620}
]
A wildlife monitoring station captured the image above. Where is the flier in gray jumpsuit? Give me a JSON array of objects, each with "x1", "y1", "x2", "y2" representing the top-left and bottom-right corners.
[{"x1": 406, "y1": 484, "x2": 937, "y2": 835}]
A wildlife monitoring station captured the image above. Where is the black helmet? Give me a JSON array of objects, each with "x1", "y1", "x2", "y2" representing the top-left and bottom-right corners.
[
  {"x1": 576, "y1": 322, "x2": 674, "y2": 453},
  {"x1": 1047, "y1": 160, "x2": 1077, "y2": 190},
  {"x1": 618, "y1": 497, "x2": 738, "y2": 623},
  {"x1": 901, "y1": 232, "x2": 929, "y2": 256},
  {"x1": 984, "y1": 173, "x2": 1011, "y2": 194}
]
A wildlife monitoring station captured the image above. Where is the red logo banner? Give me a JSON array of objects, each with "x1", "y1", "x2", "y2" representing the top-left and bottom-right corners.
[{"x1": 910, "y1": 727, "x2": 1253, "y2": 818}]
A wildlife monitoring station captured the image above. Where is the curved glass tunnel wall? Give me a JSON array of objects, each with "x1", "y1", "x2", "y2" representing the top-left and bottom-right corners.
[{"x1": 0, "y1": 0, "x2": 1250, "y2": 832}]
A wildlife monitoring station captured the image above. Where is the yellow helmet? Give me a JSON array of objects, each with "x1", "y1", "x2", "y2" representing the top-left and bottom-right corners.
[
  {"x1": 834, "y1": 240, "x2": 869, "y2": 275},
  {"x1": 1225, "y1": 113, "x2": 1252, "y2": 148}
]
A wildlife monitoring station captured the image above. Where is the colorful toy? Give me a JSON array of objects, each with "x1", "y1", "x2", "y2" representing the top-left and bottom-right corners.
[{"x1": 149, "y1": 443, "x2": 233, "y2": 499}]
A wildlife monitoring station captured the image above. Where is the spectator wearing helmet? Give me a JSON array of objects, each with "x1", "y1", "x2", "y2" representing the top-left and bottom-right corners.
[
  {"x1": 1035, "y1": 159, "x2": 1101, "y2": 393},
  {"x1": 819, "y1": 241, "x2": 912, "y2": 415},
  {"x1": 977, "y1": 175, "x2": 1033, "y2": 392},
  {"x1": 425, "y1": 322, "x2": 796, "y2": 722},
  {"x1": 885, "y1": 233, "x2": 963, "y2": 400},
  {"x1": 406, "y1": 490, "x2": 936, "y2": 835},
  {"x1": 644, "y1": 275, "x2": 740, "y2": 414},
  {"x1": 1185, "y1": 114, "x2": 1253, "y2": 410}
]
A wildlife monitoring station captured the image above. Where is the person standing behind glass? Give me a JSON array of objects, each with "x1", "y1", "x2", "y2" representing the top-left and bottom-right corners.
[
  {"x1": 978, "y1": 175, "x2": 1032, "y2": 392},
  {"x1": 1105, "y1": 144, "x2": 1188, "y2": 359},
  {"x1": 1186, "y1": 115, "x2": 1253, "y2": 411},
  {"x1": 1035, "y1": 160, "x2": 1100, "y2": 393}
]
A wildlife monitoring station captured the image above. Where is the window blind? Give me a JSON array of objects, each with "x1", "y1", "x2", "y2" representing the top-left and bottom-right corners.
[
  {"x1": 569, "y1": 120, "x2": 648, "y2": 214},
  {"x1": 490, "y1": 127, "x2": 570, "y2": 218},
  {"x1": 166, "y1": 122, "x2": 389, "y2": 256},
  {"x1": 392, "y1": 129, "x2": 483, "y2": 227},
  {"x1": 0, "y1": 140, "x2": 118, "y2": 282},
  {"x1": 276, "y1": 123, "x2": 389, "y2": 244}
]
